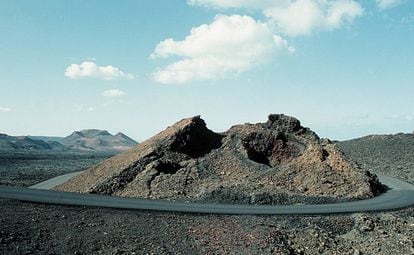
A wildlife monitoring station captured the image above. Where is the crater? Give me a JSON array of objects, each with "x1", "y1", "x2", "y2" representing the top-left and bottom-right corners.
[{"x1": 242, "y1": 132, "x2": 301, "y2": 167}]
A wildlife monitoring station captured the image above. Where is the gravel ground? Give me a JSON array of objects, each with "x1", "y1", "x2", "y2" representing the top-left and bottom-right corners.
[
  {"x1": 1, "y1": 136, "x2": 414, "y2": 254},
  {"x1": 1, "y1": 200, "x2": 413, "y2": 255},
  {"x1": 0, "y1": 152, "x2": 113, "y2": 187}
]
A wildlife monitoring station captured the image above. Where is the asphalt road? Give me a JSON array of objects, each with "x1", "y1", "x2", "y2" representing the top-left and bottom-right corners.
[
  {"x1": 1, "y1": 173, "x2": 413, "y2": 215},
  {"x1": 29, "y1": 171, "x2": 84, "y2": 190}
]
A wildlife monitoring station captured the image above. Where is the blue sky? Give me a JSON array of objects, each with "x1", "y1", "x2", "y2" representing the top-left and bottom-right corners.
[{"x1": 0, "y1": 0, "x2": 413, "y2": 141}]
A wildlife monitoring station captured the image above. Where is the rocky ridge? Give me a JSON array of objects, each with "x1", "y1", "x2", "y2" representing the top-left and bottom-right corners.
[{"x1": 56, "y1": 114, "x2": 384, "y2": 204}]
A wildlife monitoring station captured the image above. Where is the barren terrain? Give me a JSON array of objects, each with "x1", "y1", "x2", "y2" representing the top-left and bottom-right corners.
[
  {"x1": 1, "y1": 133, "x2": 414, "y2": 254},
  {"x1": 0, "y1": 152, "x2": 113, "y2": 187}
]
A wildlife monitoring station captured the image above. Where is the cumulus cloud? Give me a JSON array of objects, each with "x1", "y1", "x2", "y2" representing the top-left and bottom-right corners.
[
  {"x1": 264, "y1": 0, "x2": 363, "y2": 36},
  {"x1": 376, "y1": 0, "x2": 404, "y2": 9},
  {"x1": 188, "y1": 0, "x2": 363, "y2": 36},
  {"x1": 0, "y1": 107, "x2": 11, "y2": 112},
  {"x1": 101, "y1": 89, "x2": 126, "y2": 97},
  {"x1": 65, "y1": 61, "x2": 134, "y2": 80},
  {"x1": 150, "y1": 15, "x2": 294, "y2": 84}
]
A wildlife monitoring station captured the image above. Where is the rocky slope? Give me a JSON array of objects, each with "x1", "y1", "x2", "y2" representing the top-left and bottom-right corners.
[
  {"x1": 337, "y1": 133, "x2": 414, "y2": 184},
  {"x1": 56, "y1": 114, "x2": 383, "y2": 204}
]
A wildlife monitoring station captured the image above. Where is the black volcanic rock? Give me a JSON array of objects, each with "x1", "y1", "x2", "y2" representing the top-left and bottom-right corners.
[
  {"x1": 267, "y1": 114, "x2": 302, "y2": 132},
  {"x1": 56, "y1": 114, "x2": 383, "y2": 204},
  {"x1": 168, "y1": 116, "x2": 223, "y2": 158}
]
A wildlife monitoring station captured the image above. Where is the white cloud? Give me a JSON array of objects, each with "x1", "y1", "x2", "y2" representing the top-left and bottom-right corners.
[
  {"x1": 102, "y1": 89, "x2": 126, "y2": 97},
  {"x1": 0, "y1": 107, "x2": 11, "y2": 112},
  {"x1": 187, "y1": 0, "x2": 274, "y2": 9},
  {"x1": 265, "y1": 0, "x2": 363, "y2": 36},
  {"x1": 188, "y1": 0, "x2": 363, "y2": 36},
  {"x1": 65, "y1": 61, "x2": 134, "y2": 80},
  {"x1": 150, "y1": 15, "x2": 294, "y2": 84},
  {"x1": 376, "y1": 0, "x2": 404, "y2": 10}
]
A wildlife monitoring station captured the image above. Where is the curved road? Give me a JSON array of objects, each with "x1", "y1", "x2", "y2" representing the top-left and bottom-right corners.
[
  {"x1": 0, "y1": 172, "x2": 413, "y2": 215},
  {"x1": 29, "y1": 171, "x2": 84, "y2": 190}
]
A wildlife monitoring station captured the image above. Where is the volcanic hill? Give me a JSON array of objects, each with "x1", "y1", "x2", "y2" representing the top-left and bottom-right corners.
[
  {"x1": 56, "y1": 114, "x2": 384, "y2": 204},
  {"x1": 60, "y1": 129, "x2": 137, "y2": 152}
]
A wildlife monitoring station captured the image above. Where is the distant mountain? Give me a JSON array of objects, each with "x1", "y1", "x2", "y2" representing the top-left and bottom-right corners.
[
  {"x1": 28, "y1": 136, "x2": 63, "y2": 143},
  {"x1": 114, "y1": 132, "x2": 139, "y2": 150},
  {"x1": 0, "y1": 134, "x2": 64, "y2": 151},
  {"x1": 0, "y1": 129, "x2": 138, "y2": 153},
  {"x1": 60, "y1": 129, "x2": 137, "y2": 152}
]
